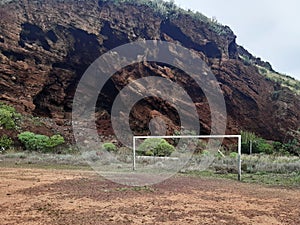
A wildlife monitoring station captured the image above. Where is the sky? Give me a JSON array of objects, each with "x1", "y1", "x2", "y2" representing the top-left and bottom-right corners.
[{"x1": 173, "y1": 0, "x2": 300, "y2": 81}]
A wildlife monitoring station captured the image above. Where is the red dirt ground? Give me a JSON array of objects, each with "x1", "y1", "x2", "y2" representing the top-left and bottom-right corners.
[{"x1": 1, "y1": 167, "x2": 299, "y2": 225}]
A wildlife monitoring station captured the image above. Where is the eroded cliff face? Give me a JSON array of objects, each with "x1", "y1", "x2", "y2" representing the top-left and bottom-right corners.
[{"x1": 0, "y1": 0, "x2": 299, "y2": 142}]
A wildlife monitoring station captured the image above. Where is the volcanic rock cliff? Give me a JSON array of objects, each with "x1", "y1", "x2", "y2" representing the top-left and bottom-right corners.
[{"x1": 0, "y1": 0, "x2": 299, "y2": 143}]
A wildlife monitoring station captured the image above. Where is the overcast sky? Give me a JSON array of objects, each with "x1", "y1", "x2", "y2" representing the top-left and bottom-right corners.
[{"x1": 174, "y1": 0, "x2": 300, "y2": 81}]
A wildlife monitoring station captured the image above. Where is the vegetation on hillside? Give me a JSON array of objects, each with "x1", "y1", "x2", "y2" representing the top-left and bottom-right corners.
[
  {"x1": 99, "y1": 0, "x2": 232, "y2": 35},
  {"x1": 0, "y1": 103, "x2": 21, "y2": 130},
  {"x1": 240, "y1": 130, "x2": 300, "y2": 157},
  {"x1": 239, "y1": 54, "x2": 300, "y2": 95},
  {"x1": 0, "y1": 103, "x2": 65, "y2": 152},
  {"x1": 18, "y1": 131, "x2": 65, "y2": 152},
  {"x1": 257, "y1": 65, "x2": 300, "y2": 94},
  {"x1": 0, "y1": 135, "x2": 13, "y2": 150}
]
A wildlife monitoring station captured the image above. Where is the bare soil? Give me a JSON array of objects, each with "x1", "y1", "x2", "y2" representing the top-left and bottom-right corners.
[{"x1": 1, "y1": 167, "x2": 299, "y2": 225}]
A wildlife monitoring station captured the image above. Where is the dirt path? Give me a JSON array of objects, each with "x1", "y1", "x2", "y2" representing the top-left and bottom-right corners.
[{"x1": 0, "y1": 167, "x2": 299, "y2": 225}]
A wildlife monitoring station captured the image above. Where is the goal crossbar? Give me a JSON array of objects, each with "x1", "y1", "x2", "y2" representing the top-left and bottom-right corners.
[{"x1": 133, "y1": 135, "x2": 242, "y2": 181}]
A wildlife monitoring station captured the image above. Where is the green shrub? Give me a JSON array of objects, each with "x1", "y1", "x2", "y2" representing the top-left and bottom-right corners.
[
  {"x1": 241, "y1": 130, "x2": 257, "y2": 154},
  {"x1": 243, "y1": 138, "x2": 274, "y2": 155},
  {"x1": 215, "y1": 151, "x2": 224, "y2": 159},
  {"x1": 255, "y1": 139, "x2": 274, "y2": 154},
  {"x1": 0, "y1": 135, "x2": 13, "y2": 150},
  {"x1": 283, "y1": 139, "x2": 300, "y2": 156},
  {"x1": 137, "y1": 138, "x2": 175, "y2": 157},
  {"x1": 201, "y1": 150, "x2": 210, "y2": 156},
  {"x1": 18, "y1": 131, "x2": 65, "y2": 152},
  {"x1": 102, "y1": 142, "x2": 117, "y2": 152},
  {"x1": 0, "y1": 103, "x2": 21, "y2": 130},
  {"x1": 47, "y1": 135, "x2": 65, "y2": 148},
  {"x1": 145, "y1": 150, "x2": 154, "y2": 156},
  {"x1": 155, "y1": 141, "x2": 175, "y2": 156},
  {"x1": 241, "y1": 131, "x2": 274, "y2": 155},
  {"x1": 273, "y1": 141, "x2": 282, "y2": 153},
  {"x1": 229, "y1": 152, "x2": 238, "y2": 159},
  {"x1": 272, "y1": 141, "x2": 291, "y2": 156}
]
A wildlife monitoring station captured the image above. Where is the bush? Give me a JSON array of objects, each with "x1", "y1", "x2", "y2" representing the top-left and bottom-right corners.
[
  {"x1": 102, "y1": 142, "x2": 117, "y2": 152},
  {"x1": 241, "y1": 130, "x2": 257, "y2": 154},
  {"x1": 145, "y1": 150, "x2": 154, "y2": 156},
  {"x1": 255, "y1": 139, "x2": 274, "y2": 154},
  {"x1": 0, "y1": 103, "x2": 21, "y2": 130},
  {"x1": 243, "y1": 138, "x2": 273, "y2": 155},
  {"x1": 283, "y1": 139, "x2": 300, "y2": 156},
  {"x1": 0, "y1": 135, "x2": 13, "y2": 150},
  {"x1": 229, "y1": 152, "x2": 238, "y2": 159},
  {"x1": 47, "y1": 135, "x2": 65, "y2": 148},
  {"x1": 18, "y1": 131, "x2": 65, "y2": 152},
  {"x1": 241, "y1": 131, "x2": 274, "y2": 155},
  {"x1": 273, "y1": 141, "x2": 283, "y2": 153},
  {"x1": 137, "y1": 138, "x2": 175, "y2": 157}
]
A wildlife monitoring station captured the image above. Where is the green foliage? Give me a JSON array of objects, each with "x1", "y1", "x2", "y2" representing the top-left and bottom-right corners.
[
  {"x1": 242, "y1": 138, "x2": 273, "y2": 154},
  {"x1": 229, "y1": 152, "x2": 238, "y2": 159},
  {"x1": 255, "y1": 65, "x2": 300, "y2": 95},
  {"x1": 0, "y1": 135, "x2": 13, "y2": 150},
  {"x1": 241, "y1": 130, "x2": 256, "y2": 144},
  {"x1": 239, "y1": 54, "x2": 252, "y2": 66},
  {"x1": 155, "y1": 141, "x2": 175, "y2": 156},
  {"x1": 241, "y1": 130, "x2": 300, "y2": 156},
  {"x1": 137, "y1": 138, "x2": 175, "y2": 157},
  {"x1": 272, "y1": 142, "x2": 284, "y2": 154},
  {"x1": 102, "y1": 142, "x2": 117, "y2": 152},
  {"x1": 283, "y1": 139, "x2": 300, "y2": 156},
  {"x1": 201, "y1": 150, "x2": 210, "y2": 156},
  {"x1": 215, "y1": 151, "x2": 224, "y2": 158},
  {"x1": 47, "y1": 135, "x2": 65, "y2": 148},
  {"x1": 18, "y1": 131, "x2": 65, "y2": 152},
  {"x1": 241, "y1": 130, "x2": 257, "y2": 154},
  {"x1": 238, "y1": 53, "x2": 300, "y2": 95},
  {"x1": 255, "y1": 139, "x2": 273, "y2": 154},
  {"x1": 0, "y1": 103, "x2": 21, "y2": 129},
  {"x1": 241, "y1": 131, "x2": 274, "y2": 154},
  {"x1": 241, "y1": 131, "x2": 299, "y2": 156},
  {"x1": 145, "y1": 150, "x2": 154, "y2": 156},
  {"x1": 258, "y1": 67, "x2": 268, "y2": 75}
]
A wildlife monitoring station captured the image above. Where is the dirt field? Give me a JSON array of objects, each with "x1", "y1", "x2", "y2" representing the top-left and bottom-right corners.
[{"x1": 1, "y1": 167, "x2": 300, "y2": 225}]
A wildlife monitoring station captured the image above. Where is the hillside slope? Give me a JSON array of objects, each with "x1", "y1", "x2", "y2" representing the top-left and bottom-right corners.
[{"x1": 0, "y1": 0, "x2": 299, "y2": 143}]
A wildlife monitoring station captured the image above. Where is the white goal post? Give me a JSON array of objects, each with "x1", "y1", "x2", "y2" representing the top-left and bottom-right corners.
[{"x1": 133, "y1": 135, "x2": 242, "y2": 181}]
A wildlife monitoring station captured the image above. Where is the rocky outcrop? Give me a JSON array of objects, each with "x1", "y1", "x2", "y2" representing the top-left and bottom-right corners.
[{"x1": 0, "y1": 0, "x2": 299, "y2": 142}]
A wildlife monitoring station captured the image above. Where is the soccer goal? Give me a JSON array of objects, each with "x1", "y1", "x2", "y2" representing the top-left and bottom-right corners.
[{"x1": 133, "y1": 135, "x2": 242, "y2": 181}]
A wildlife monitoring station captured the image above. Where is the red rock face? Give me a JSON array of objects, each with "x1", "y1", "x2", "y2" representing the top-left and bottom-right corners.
[{"x1": 0, "y1": 0, "x2": 299, "y2": 142}]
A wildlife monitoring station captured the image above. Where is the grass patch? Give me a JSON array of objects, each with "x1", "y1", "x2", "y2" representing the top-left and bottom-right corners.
[
  {"x1": 1, "y1": 151, "x2": 299, "y2": 188},
  {"x1": 0, "y1": 151, "x2": 91, "y2": 171},
  {"x1": 183, "y1": 170, "x2": 300, "y2": 188},
  {"x1": 115, "y1": 186, "x2": 155, "y2": 192},
  {"x1": 241, "y1": 172, "x2": 300, "y2": 187},
  {"x1": 0, "y1": 160, "x2": 92, "y2": 171}
]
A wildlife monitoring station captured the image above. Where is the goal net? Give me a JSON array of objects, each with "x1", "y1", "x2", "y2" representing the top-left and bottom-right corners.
[{"x1": 133, "y1": 135, "x2": 242, "y2": 181}]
